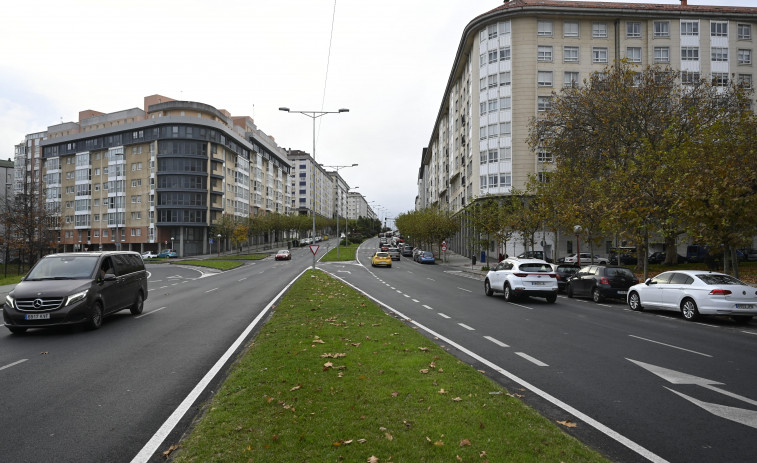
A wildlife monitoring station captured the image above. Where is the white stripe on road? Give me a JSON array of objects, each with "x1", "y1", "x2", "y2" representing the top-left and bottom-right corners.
[
  {"x1": 457, "y1": 287, "x2": 472, "y2": 293},
  {"x1": 438, "y1": 313, "x2": 451, "y2": 319},
  {"x1": 412, "y1": 299, "x2": 419, "y2": 303},
  {"x1": 135, "y1": 306, "x2": 167, "y2": 319},
  {"x1": 629, "y1": 335, "x2": 712, "y2": 357},
  {"x1": 516, "y1": 352, "x2": 549, "y2": 367},
  {"x1": 422, "y1": 305, "x2": 433, "y2": 310},
  {"x1": 458, "y1": 323, "x2": 475, "y2": 331},
  {"x1": 0, "y1": 359, "x2": 28, "y2": 371},
  {"x1": 205, "y1": 288, "x2": 218, "y2": 293},
  {"x1": 484, "y1": 336, "x2": 510, "y2": 348},
  {"x1": 403, "y1": 294, "x2": 410, "y2": 298}
]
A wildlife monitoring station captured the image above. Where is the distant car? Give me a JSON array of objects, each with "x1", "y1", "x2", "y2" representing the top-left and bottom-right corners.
[
  {"x1": 299, "y1": 238, "x2": 313, "y2": 246},
  {"x1": 413, "y1": 248, "x2": 424, "y2": 262},
  {"x1": 609, "y1": 247, "x2": 637, "y2": 265},
  {"x1": 627, "y1": 270, "x2": 757, "y2": 323},
  {"x1": 141, "y1": 251, "x2": 158, "y2": 259},
  {"x1": 484, "y1": 258, "x2": 557, "y2": 303},
  {"x1": 563, "y1": 253, "x2": 607, "y2": 265},
  {"x1": 418, "y1": 251, "x2": 435, "y2": 264},
  {"x1": 379, "y1": 243, "x2": 390, "y2": 252},
  {"x1": 387, "y1": 247, "x2": 401, "y2": 260},
  {"x1": 517, "y1": 251, "x2": 553, "y2": 263},
  {"x1": 567, "y1": 265, "x2": 638, "y2": 303},
  {"x1": 275, "y1": 250, "x2": 291, "y2": 261},
  {"x1": 401, "y1": 246, "x2": 414, "y2": 257},
  {"x1": 371, "y1": 252, "x2": 392, "y2": 268},
  {"x1": 648, "y1": 252, "x2": 686, "y2": 265},
  {"x1": 550, "y1": 263, "x2": 580, "y2": 292},
  {"x1": 157, "y1": 249, "x2": 178, "y2": 258}
]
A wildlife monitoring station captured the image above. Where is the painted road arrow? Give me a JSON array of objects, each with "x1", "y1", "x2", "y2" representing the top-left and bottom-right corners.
[{"x1": 628, "y1": 358, "x2": 757, "y2": 429}]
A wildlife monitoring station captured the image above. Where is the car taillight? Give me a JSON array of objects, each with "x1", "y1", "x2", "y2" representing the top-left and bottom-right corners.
[
  {"x1": 513, "y1": 272, "x2": 528, "y2": 277},
  {"x1": 709, "y1": 289, "x2": 732, "y2": 296},
  {"x1": 555, "y1": 274, "x2": 563, "y2": 280},
  {"x1": 600, "y1": 277, "x2": 610, "y2": 285},
  {"x1": 548, "y1": 273, "x2": 556, "y2": 278}
]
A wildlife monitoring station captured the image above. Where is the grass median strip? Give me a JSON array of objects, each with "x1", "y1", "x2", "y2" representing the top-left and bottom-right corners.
[
  {"x1": 168, "y1": 269, "x2": 608, "y2": 462},
  {"x1": 172, "y1": 260, "x2": 244, "y2": 270},
  {"x1": 320, "y1": 244, "x2": 359, "y2": 262}
]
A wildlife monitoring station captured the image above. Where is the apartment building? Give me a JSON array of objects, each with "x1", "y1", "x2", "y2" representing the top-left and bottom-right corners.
[
  {"x1": 347, "y1": 191, "x2": 375, "y2": 222},
  {"x1": 286, "y1": 149, "x2": 335, "y2": 221},
  {"x1": 24, "y1": 94, "x2": 292, "y2": 256},
  {"x1": 417, "y1": 0, "x2": 756, "y2": 256}
]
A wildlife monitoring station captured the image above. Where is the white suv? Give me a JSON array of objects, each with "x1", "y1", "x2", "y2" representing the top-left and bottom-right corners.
[{"x1": 484, "y1": 258, "x2": 558, "y2": 303}]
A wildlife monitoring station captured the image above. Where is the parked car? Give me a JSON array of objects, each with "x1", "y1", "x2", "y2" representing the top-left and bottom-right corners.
[
  {"x1": 550, "y1": 263, "x2": 581, "y2": 292},
  {"x1": 563, "y1": 253, "x2": 608, "y2": 265},
  {"x1": 387, "y1": 247, "x2": 401, "y2": 261},
  {"x1": 566, "y1": 265, "x2": 638, "y2": 303},
  {"x1": 648, "y1": 251, "x2": 686, "y2": 265},
  {"x1": 157, "y1": 249, "x2": 178, "y2": 258},
  {"x1": 484, "y1": 258, "x2": 557, "y2": 303},
  {"x1": 371, "y1": 252, "x2": 392, "y2": 268},
  {"x1": 627, "y1": 270, "x2": 757, "y2": 323},
  {"x1": 401, "y1": 246, "x2": 414, "y2": 257},
  {"x1": 747, "y1": 249, "x2": 757, "y2": 262},
  {"x1": 418, "y1": 251, "x2": 435, "y2": 264},
  {"x1": 3, "y1": 251, "x2": 148, "y2": 334},
  {"x1": 609, "y1": 247, "x2": 637, "y2": 265},
  {"x1": 275, "y1": 249, "x2": 291, "y2": 261},
  {"x1": 141, "y1": 251, "x2": 157, "y2": 259},
  {"x1": 517, "y1": 250, "x2": 552, "y2": 263},
  {"x1": 413, "y1": 248, "x2": 424, "y2": 262}
]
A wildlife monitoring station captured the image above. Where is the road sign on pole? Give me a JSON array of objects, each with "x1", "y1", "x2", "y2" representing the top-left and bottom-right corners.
[{"x1": 309, "y1": 244, "x2": 320, "y2": 255}]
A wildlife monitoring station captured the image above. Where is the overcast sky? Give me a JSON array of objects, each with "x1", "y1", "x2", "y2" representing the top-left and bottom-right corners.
[{"x1": 0, "y1": 0, "x2": 753, "y2": 225}]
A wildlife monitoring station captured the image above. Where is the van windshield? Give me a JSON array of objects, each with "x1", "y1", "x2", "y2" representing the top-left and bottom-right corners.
[{"x1": 26, "y1": 256, "x2": 99, "y2": 280}]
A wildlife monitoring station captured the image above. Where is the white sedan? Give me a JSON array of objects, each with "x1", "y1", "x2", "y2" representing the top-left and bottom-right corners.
[
  {"x1": 627, "y1": 270, "x2": 757, "y2": 323},
  {"x1": 141, "y1": 251, "x2": 158, "y2": 259}
]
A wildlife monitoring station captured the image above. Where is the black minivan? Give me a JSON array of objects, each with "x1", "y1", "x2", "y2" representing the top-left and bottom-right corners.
[{"x1": 3, "y1": 251, "x2": 148, "y2": 334}]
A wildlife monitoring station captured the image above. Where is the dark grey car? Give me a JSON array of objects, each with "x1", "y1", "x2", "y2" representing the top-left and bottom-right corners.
[
  {"x1": 387, "y1": 247, "x2": 401, "y2": 261},
  {"x1": 3, "y1": 251, "x2": 148, "y2": 334}
]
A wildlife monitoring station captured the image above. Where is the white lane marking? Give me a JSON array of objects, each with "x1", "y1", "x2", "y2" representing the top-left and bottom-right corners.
[
  {"x1": 323, "y1": 270, "x2": 667, "y2": 463},
  {"x1": 457, "y1": 287, "x2": 472, "y2": 293},
  {"x1": 484, "y1": 336, "x2": 510, "y2": 348},
  {"x1": 158, "y1": 286, "x2": 169, "y2": 290},
  {"x1": 458, "y1": 323, "x2": 475, "y2": 331},
  {"x1": 422, "y1": 305, "x2": 434, "y2": 310},
  {"x1": 412, "y1": 299, "x2": 419, "y2": 303},
  {"x1": 131, "y1": 269, "x2": 309, "y2": 463},
  {"x1": 238, "y1": 277, "x2": 247, "y2": 282},
  {"x1": 628, "y1": 335, "x2": 712, "y2": 357},
  {"x1": 136, "y1": 307, "x2": 167, "y2": 319},
  {"x1": 403, "y1": 294, "x2": 410, "y2": 298},
  {"x1": 205, "y1": 288, "x2": 219, "y2": 293},
  {"x1": 742, "y1": 331, "x2": 757, "y2": 336},
  {"x1": 438, "y1": 313, "x2": 451, "y2": 319},
  {"x1": 151, "y1": 280, "x2": 162, "y2": 283},
  {"x1": 508, "y1": 301, "x2": 533, "y2": 310},
  {"x1": 390, "y1": 287, "x2": 396, "y2": 290},
  {"x1": 516, "y1": 352, "x2": 549, "y2": 367},
  {"x1": 396, "y1": 290, "x2": 402, "y2": 294},
  {"x1": 427, "y1": 278, "x2": 435, "y2": 281},
  {"x1": 0, "y1": 359, "x2": 28, "y2": 371}
]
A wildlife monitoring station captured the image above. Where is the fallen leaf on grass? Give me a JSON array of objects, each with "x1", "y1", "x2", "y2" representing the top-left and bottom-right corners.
[
  {"x1": 438, "y1": 389, "x2": 447, "y2": 394},
  {"x1": 323, "y1": 362, "x2": 334, "y2": 369},
  {"x1": 418, "y1": 347, "x2": 429, "y2": 352},
  {"x1": 162, "y1": 444, "x2": 178, "y2": 458},
  {"x1": 368, "y1": 456, "x2": 379, "y2": 463},
  {"x1": 385, "y1": 432, "x2": 393, "y2": 441},
  {"x1": 290, "y1": 385, "x2": 301, "y2": 391},
  {"x1": 557, "y1": 420, "x2": 577, "y2": 428},
  {"x1": 419, "y1": 369, "x2": 429, "y2": 374},
  {"x1": 459, "y1": 439, "x2": 471, "y2": 446},
  {"x1": 452, "y1": 397, "x2": 462, "y2": 402}
]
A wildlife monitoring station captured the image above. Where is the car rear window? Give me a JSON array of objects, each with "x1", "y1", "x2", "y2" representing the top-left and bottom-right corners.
[
  {"x1": 376, "y1": 252, "x2": 389, "y2": 257},
  {"x1": 697, "y1": 274, "x2": 746, "y2": 286},
  {"x1": 519, "y1": 263, "x2": 552, "y2": 272},
  {"x1": 605, "y1": 267, "x2": 635, "y2": 278}
]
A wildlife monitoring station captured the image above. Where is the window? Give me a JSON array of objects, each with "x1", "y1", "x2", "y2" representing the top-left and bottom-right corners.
[
  {"x1": 654, "y1": 47, "x2": 670, "y2": 63},
  {"x1": 627, "y1": 22, "x2": 641, "y2": 38},
  {"x1": 738, "y1": 49, "x2": 752, "y2": 65},
  {"x1": 479, "y1": 126, "x2": 487, "y2": 140},
  {"x1": 654, "y1": 21, "x2": 670, "y2": 37},
  {"x1": 738, "y1": 74, "x2": 753, "y2": 88},
  {"x1": 564, "y1": 46, "x2": 579, "y2": 62},
  {"x1": 500, "y1": 174, "x2": 512, "y2": 188},
  {"x1": 537, "y1": 46, "x2": 553, "y2": 62},
  {"x1": 593, "y1": 47, "x2": 608, "y2": 63},
  {"x1": 488, "y1": 175, "x2": 499, "y2": 187},
  {"x1": 712, "y1": 72, "x2": 728, "y2": 86},
  {"x1": 592, "y1": 22, "x2": 607, "y2": 38},
  {"x1": 563, "y1": 21, "x2": 579, "y2": 37},
  {"x1": 499, "y1": 147, "x2": 512, "y2": 161},
  {"x1": 626, "y1": 47, "x2": 642, "y2": 63},
  {"x1": 537, "y1": 150, "x2": 553, "y2": 163},
  {"x1": 681, "y1": 20, "x2": 699, "y2": 36},
  {"x1": 488, "y1": 50, "x2": 498, "y2": 64},
  {"x1": 537, "y1": 71, "x2": 553, "y2": 87},
  {"x1": 499, "y1": 21, "x2": 511, "y2": 35},
  {"x1": 488, "y1": 24, "x2": 498, "y2": 40},
  {"x1": 479, "y1": 102, "x2": 486, "y2": 115},
  {"x1": 480, "y1": 176, "x2": 487, "y2": 189},
  {"x1": 537, "y1": 96, "x2": 552, "y2": 112},
  {"x1": 499, "y1": 47, "x2": 511, "y2": 61},
  {"x1": 712, "y1": 47, "x2": 728, "y2": 62},
  {"x1": 538, "y1": 172, "x2": 550, "y2": 183},
  {"x1": 564, "y1": 71, "x2": 580, "y2": 87},
  {"x1": 479, "y1": 151, "x2": 488, "y2": 164},
  {"x1": 488, "y1": 124, "x2": 498, "y2": 138},
  {"x1": 479, "y1": 54, "x2": 486, "y2": 67},
  {"x1": 488, "y1": 150, "x2": 499, "y2": 163},
  {"x1": 499, "y1": 72, "x2": 511, "y2": 86},
  {"x1": 488, "y1": 75, "x2": 498, "y2": 88},
  {"x1": 488, "y1": 99, "x2": 498, "y2": 112},
  {"x1": 711, "y1": 21, "x2": 728, "y2": 37},
  {"x1": 499, "y1": 122, "x2": 511, "y2": 135},
  {"x1": 738, "y1": 24, "x2": 752, "y2": 40},
  {"x1": 499, "y1": 96, "x2": 511, "y2": 109},
  {"x1": 681, "y1": 47, "x2": 699, "y2": 61},
  {"x1": 537, "y1": 20, "x2": 553, "y2": 37},
  {"x1": 681, "y1": 71, "x2": 700, "y2": 85}
]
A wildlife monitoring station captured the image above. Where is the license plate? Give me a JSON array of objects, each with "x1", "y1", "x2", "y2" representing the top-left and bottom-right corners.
[
  {"x1": 618, "y1": 291, "x2": 628, "y2": 295},
  {"x1": 25, "y1": 313, "x2": 50, "y2": 320},
  {"x1": 532, "y1": 281, "x2": 545, "y2": 286},
  {"x1": 735, "y1": 304, "x2": 754, "y2": 309}
]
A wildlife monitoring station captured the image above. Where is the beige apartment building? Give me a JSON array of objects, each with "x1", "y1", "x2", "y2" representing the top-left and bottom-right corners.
[{"x1": 417, "y1": 0, "x2": 756, "y2": 259}]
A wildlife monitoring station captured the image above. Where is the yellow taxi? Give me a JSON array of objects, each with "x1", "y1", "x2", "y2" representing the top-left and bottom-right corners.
[{"x1": 371, "y1": 251, "x2": 392, "y2": 268}]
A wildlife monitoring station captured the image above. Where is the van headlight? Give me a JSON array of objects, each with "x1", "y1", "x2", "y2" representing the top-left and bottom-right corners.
[
  {"x1": 65, "y1": 290, "x2": 88, "y2": 307},
  {"x1": 5, "y1": 294, "x2": 14, "y2": 308}
]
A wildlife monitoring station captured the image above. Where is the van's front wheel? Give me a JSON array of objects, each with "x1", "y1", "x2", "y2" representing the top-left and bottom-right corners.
[
  {"x1": 130, "y1": 292, "x2": 144, "y2": 315},
  {"x1": 86, "y1": 302, "x2": 104, "y2": 330}
]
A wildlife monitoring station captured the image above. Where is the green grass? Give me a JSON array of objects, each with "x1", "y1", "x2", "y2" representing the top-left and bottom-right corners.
[
  {"x1": 320, "y1": 244, "x2": 359, "y2": 262},
  {"x1": 172, "y1": 260, "x2": 244, "y2": 270},
  {"x1": 0, "y1": 273, "x2": 26, "y2": 286},
  {"x1": 211, "y1": 254, "x2": 268, "y2": 261},
  {"x1": 170, "y1": 270, "x2": 608, "y2": 463}
]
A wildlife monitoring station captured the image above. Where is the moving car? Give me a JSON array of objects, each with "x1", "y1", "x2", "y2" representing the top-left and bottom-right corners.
[
  {"x1": 141, "y1": 251, "x2": 157, "y2": 259},
  {"x1": 550, "y1": 263, "x2": 580, "y2": 292},
  {"x1": 387, "y1": 247, "x2": 401, "y2": 261},
  {"x1": 157, "y1": 249, "x2": 178, "y2": 258},
  {"x1": 275, "y1": 249, "x2": 291, "y2": 261},
  {"x1": 3, "y1": 251, "x2": 148, "y2": 334},
  {"x1": 627, "y1": 270, "x2": 757, "y2": 323},
  {"x1": 371, "y1": 252, "x2": 392, "y2": 268},
  {"x1": 566, "y1": 265, "x2": 638, "y2": 302},
  {"x1": 484, "y1": 258, "x2": 557, "y2": 303},
  {"x1": 401, "y1": 246, "x2": 414, "y2": 257},
  {"x1": 418, "y1": 251, "x2": 435, "y2": 264}
]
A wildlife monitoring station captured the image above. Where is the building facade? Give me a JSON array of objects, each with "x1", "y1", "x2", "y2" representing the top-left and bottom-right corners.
[{"x1": 417, "y1": 0, "x2": 756, "y2": 258}]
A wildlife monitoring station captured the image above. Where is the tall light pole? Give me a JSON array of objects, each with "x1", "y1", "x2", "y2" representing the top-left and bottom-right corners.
[
  {"x1": 323, "y1": 164, "x2": 357, "y2": 258},
  {"x1": 574, "y1": 225, "x2": 582, "y2": 267},
  {"x1": 279, "y1": 107, "x2": 349, "y2": 270}
]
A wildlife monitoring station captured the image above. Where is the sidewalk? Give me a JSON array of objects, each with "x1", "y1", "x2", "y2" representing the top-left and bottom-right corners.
[{"x1": 436, "y1": 249, "x2": 488, "y2": 278}]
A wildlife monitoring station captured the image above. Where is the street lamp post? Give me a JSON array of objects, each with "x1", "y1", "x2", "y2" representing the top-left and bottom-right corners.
[
  {"x1": 217, "y1": 233, "x2": 221, "y2": 257},
  {"x1": 279, "y1": 107, "x2": 349, "y2": 270},
  {"x1": 171, "y1": 236, "x2": 175, "y2": 254},
  {"x1": 573, "y1": 225, "x2": 582, "y2": 267}
]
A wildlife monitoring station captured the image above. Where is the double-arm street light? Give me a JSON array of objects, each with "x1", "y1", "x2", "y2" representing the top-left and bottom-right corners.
[
  {"x1": 279, "y1": 107, "x2": 349, "y2": 270},
  {"x1": 323, "y1": 164, "x2": 358, "y2": 259}
]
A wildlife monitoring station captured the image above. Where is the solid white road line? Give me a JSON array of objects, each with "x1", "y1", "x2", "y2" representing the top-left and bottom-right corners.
[
  {"x1": 135, "y1": 307, "x2": 167, "y2": 319},
  {"x1": 0, "y1": 359, "x2": 28, "y2": 371},
  {"x1": 516, "y1": 352, "x2": 549, "y2": 367},
  {"x1": 628, "y1": 334, "x2": 712, "y2": 357},
  {"x1": 484, "y1": 335, "x2": 510, "y2": 348},
  {"x1": 131, "y1": 267, "x2": 309, "y2": 463}
]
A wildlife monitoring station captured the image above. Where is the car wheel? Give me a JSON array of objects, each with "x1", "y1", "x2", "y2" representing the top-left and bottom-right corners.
[
  {"x1": 546, "y1": 294, "x2": 557, "y2": 303},
  {"x1": 681, "y1": 298, "x2": 699, "y2": 321},
  {"x1": 86, "y1": 301, "x2": 104, "y2": 330},
  {"x1": 731, "y1": 315, "x2": 752, "y2": 325},
  {"x1": 566, "y1": 284, "x2": 574, "y2": 298},
  {"x1": 7, "y1": 326, "x2": 27, "y2": 334},
  {"x1": 592, "y1": 287, "x2": 604, "y2": 303},
  {"x1": 130, "y1": 291, "x2": 144, "y2": 315},
  {"x1": 503, "y1": 283, "x2": 515, "y2": 302},
  {"x1": 628, "y1": 292, "x2": 643, "y2": 311},
  {"x1": 484, "y1": 279, "x2": 493, "y2": 297}
]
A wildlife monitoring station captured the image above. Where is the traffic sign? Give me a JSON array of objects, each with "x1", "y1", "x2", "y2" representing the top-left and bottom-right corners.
[
  {"x1": 309, "y1": 244, "x2": 320, "y2": 255},
  {"x1": 442, "y1": 245, "x2": 447, "y2": 252},
  {"x1": 442, "y1": 240, "x2": 447, "y2": 246}
]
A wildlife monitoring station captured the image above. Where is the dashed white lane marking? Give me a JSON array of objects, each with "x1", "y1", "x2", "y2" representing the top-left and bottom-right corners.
[
  {"x1": 238, "y1": 277, "x2": 247, "y2": 281},
  {"x1": 458, "y1": 323, "x2": 475, "y2": 330},
  {"x1": 412, "y1": 299, "x2": 420, "y2": 303},
  {"x1": 516, "y1": 352, "x2": 549, "y2": 367},
  {"x1": 0, "y1": 359, "x2": 28, "y2": 371},
  {"x1": 438, "y1": 313, "x2": 451, "y2": 319},
  {"x1": 484, "y1": 336, "x2": 510, "y2": 347},
  {"x1": 136, "y1": 306, "x2": 168, "y2": 319},
  {"x1": 403, "y1": 294, "x2": 410, "y2": 298},
  {"x1": 205, "y1": 288, "x2": 218, "y2": 293},
  {"x1": 422, "y1": 305, "x2": 434, "y2": 310},
  {"x1": 457, "y1": 287, "x2": 472, "y2": 293}
]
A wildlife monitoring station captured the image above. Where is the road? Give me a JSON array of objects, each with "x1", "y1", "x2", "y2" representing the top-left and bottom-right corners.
[{"x1": 318, "y1": 242, "x2": 757, "y2": 463}]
